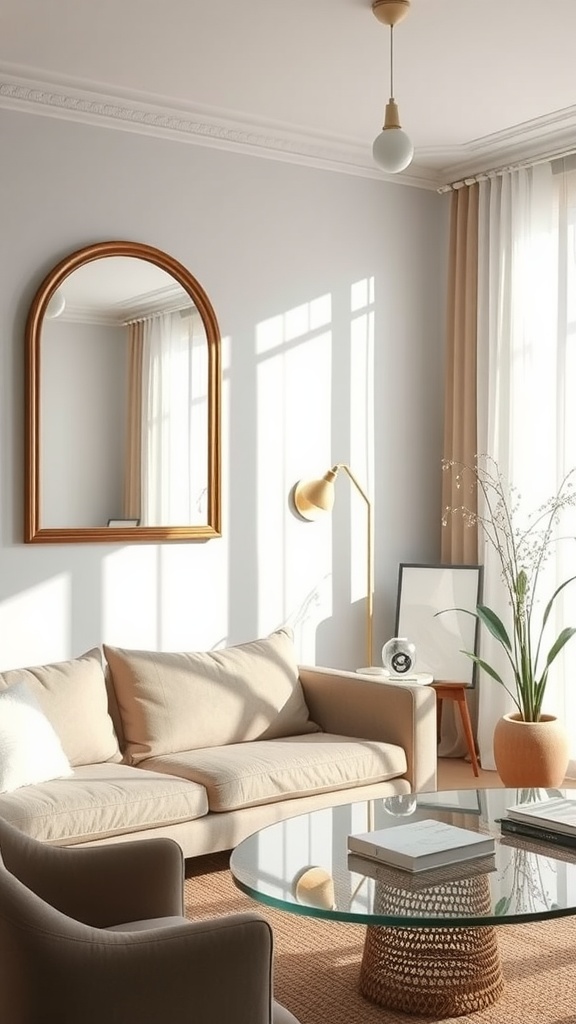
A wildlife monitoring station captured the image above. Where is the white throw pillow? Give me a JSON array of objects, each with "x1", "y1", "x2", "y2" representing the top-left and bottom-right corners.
[
  {"x1": 0, "y1": 680, "x2": 73, "y2": 792},
  {"x1": 0, "y1": 648, "x2": 121, "y2": 766}
]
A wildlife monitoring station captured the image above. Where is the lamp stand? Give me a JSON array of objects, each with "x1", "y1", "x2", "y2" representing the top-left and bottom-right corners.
[
  {"x1": 335, "y1": 465, "x2": 374, "y2": 669},
  {"x1": 292, "y1": 463, "x2": 374, "y2": 668}
]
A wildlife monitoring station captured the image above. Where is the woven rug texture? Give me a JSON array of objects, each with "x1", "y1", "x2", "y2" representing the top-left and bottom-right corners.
[{"x1": 184, "y1": 852, "x2": 576, "y2": 1024}]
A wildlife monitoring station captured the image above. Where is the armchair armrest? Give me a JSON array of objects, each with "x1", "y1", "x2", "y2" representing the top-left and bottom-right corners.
[
  {"x1": 3, "y1": 826, "x2": 184, "y2": 927},
  {"x1": 298, "y1": 665, "x2": 437, "y2": 793},
  {"x1": 13, "y1": 907, "x2": 276, "y2": 1024}
]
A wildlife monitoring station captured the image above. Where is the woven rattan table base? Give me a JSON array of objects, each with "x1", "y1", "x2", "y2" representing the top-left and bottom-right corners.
[
  {"x1": 359, "y1": 872, "x2": 504, "y2": 1016},
  {"x1": 360, "y1": 921, "x2": 503, "y2": 1016}
]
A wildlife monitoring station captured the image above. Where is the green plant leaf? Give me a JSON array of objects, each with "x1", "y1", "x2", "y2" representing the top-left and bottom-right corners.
[
  {"x1": 495, "y1": 896, "x2": 511, "y2": 915},
  {"x1": 544, "y1": 626, "x2": 576, "y2": 668},
  {"x1": 475, "y1": 605, "x2": 513, "y2": 650},
  {"x1": 462, "y1": 652, "x2": 505, "y2": 684},
  {"x1": 541, "y1": 575, "x2": 576, "y2": 631},
  {"x1": 434, "y1": 607, "x2": 476, "y2": 621}
]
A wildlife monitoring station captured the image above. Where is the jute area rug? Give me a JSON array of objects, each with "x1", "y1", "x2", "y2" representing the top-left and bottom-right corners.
[{"x1": 184, "y1": 852, "x2": 576, "y2": 1024}]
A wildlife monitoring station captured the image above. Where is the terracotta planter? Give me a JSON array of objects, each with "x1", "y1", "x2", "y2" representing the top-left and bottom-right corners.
[{"x1": 493, "y1": 713, "x2": 570, "y2": 787}]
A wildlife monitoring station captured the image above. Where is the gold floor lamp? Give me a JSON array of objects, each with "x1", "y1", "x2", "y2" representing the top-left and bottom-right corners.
[{"x1": 292, "y1": 464, "x2": 374, "y2": 669}]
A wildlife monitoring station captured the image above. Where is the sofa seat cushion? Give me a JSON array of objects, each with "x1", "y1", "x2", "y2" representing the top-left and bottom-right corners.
[
  {"x1": 140, "y1": 734, "x2": 408, "y2": 812},
  {"x1": 0, "y1": 649, "x2": 121, "y2": 766},
  {"x1": 104, "y1": 629, "x2": 319, "y2": 765},
  {"x1": 0, "y1": 762, "x2": 208, "y2": 845}
]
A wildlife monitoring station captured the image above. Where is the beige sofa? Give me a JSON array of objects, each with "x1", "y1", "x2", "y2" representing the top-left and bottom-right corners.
[{"x1": 0, "y1": 630, "x2": 437, "y2": 859}]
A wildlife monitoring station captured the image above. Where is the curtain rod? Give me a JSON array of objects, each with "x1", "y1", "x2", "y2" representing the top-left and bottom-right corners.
[
  {"x1": 437, "y1": 145, "x2": 576, "y2": 194},
  {"x1": 123, "y1": 303, "x2": 194, "y2": 326}
]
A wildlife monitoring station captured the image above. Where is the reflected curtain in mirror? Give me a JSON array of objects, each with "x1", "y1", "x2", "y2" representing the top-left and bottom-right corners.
[
  {"x1": 124, "y1": 320, "x2": 144, "y2": 520},
  {"x1": 124, "y1": 310, "x2": 208, "y2": 525}
]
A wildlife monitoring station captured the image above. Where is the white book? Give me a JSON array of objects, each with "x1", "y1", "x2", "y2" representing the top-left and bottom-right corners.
[
  {"x1": 506, "y1": 797, "x2": 576, "y2": 836},
  {"x1": 347, "y1": 819, "x2": 495, "y2": 873},
  {"x1": 347, "y1": 851, "x2": 497, "y2": 890}
]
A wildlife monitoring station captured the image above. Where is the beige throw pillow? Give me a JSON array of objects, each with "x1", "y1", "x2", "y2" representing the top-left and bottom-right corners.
[
  {"x1": 104, "y1": 629, "x2": 319, "y2": 764},
  {"x1": 0, "y1": 648, "x2": 121, "y2": 766}
]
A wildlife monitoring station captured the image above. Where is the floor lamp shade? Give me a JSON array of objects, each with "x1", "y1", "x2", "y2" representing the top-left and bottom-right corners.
[
  {"x1": 292, "y1": 464, "x2": 374, "y2": 667},
  {"x1": 293, "y1": 469, "x2": 337, "y2": 521}
]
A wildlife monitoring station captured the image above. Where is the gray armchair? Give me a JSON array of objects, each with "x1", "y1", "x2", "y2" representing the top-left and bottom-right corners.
[{"x1": 0, "y1": 817, "x2": 300, "y2": 1024}]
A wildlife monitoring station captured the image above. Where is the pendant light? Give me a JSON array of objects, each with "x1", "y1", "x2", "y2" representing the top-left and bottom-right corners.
[
  {"x1": 372, "y1": 0, "x2": 414, "y2": 174},
  {"x1": 45, "y1": 288, "x2": 66, "y2": 319}
]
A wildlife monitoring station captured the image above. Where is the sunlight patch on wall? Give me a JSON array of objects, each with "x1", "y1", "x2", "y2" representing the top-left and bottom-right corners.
[
  {"x1": 252, "y1": 280, "x2": 376, "y2": 667},
  {"x1": 349, "y1": 277, "x2": 375, "y2": 609},
  {"x1": 102, "y1": 546, "x2": 160, "y2": 647},
  {"x1": 0, "y1": 576, "x2": 70, "y2": 668},
  {"x1": 102, "y1": 542, "x2": 228, "y2": 652},
  {"x1": 219, "y1": 332, "x2": 231, "y2": 647},
  {"x1": 157, "y1": 542, "x2": 229, "y2": 651},
  {"x1": 256, "y1": 294, "x2": 333, "y2": 657},
  {"x1": 257, "y1": 295, "x2": 331, "y2": 353}
]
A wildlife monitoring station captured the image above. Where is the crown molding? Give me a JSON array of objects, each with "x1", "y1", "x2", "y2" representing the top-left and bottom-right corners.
[
  {"x1": 0, "y1": 63, "x2": 440, "y2": 190},
  {"x1": 58, "y1": 283, "x2": 191, "y2": 326},
  {"x1": 2, "y1": 63, "x2": 575, "y2": 194},
  {"x1": 432, "y1": 103, "x2": 576, "y2": 186}
]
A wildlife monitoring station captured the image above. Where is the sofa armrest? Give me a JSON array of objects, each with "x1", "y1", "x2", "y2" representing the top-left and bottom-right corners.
[{"x1": 298, "y1": 665, "x2": 437, "y2": 793}]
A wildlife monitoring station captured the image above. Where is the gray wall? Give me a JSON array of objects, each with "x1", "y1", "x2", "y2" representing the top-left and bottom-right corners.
[{"x1": 0, "y1": 108, "x2": 449, "y2": 670}]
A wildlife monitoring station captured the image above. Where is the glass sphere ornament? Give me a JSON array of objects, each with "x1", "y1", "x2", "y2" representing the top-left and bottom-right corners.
[
  {"x1": 384, "y1": 794, "x2": 418, "y2": 816},
  {"x1": 381, "y1": 637, "x2": 416, "y2": 676}
]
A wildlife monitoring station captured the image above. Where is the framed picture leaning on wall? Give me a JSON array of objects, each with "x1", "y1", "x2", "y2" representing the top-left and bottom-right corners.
[{"x1": 394, "y1": 563, "x2": 483, "y2": 686}]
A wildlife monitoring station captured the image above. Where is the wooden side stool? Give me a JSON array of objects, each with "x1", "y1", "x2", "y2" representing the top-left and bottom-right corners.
[{"x1": 430, "y1": 681, "x2": 480, "y2": 777}]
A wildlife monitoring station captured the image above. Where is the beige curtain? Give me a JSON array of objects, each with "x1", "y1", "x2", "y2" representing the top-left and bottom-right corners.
[
  {"x1": 439, "y1": 184, "x2": 481, "y2": 760},
  {"x1": 441, "y1": 184, "x2": 479, "y2": 563},
  {"x1": 123, "y1": 322, "x2": 144, "y2": 520}
]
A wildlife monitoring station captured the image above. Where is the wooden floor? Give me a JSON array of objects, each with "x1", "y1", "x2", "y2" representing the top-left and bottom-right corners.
[{"x1": 437, "y1": 756, "x2": 576, "y2": 790}]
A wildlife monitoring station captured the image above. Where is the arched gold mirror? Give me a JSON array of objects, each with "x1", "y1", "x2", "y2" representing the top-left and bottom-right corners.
[{"x1": 25, "y1": 241, "x2": 221, "y2": 543}]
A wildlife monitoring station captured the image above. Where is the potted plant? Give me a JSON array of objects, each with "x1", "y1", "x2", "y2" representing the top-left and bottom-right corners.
[{"x1": 442, "y1": 456, "x2": 576, "y2": 786}]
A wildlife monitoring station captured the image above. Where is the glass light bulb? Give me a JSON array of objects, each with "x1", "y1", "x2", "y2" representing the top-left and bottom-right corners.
[
  {"x1": 45, "y1": 289, "x2": 66, "y2": 319},
  {"x1": 372, "y1": 128, "x2": 414, "y2": 173}
]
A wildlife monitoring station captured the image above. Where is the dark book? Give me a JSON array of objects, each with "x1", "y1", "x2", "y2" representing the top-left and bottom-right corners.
[
  {"x1": 506, "y1": 797, "x2": 576, "y2": 836},
  {"x1": 500, "y1": 817, "x2": 576, "y2": 850}
]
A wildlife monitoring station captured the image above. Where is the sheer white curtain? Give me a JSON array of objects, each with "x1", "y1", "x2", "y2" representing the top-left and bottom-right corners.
[
  {"x1": 476, "y1": 163, "x2": 576, "y2": 775},
  {"x1": 140, "y1": 310, "x2": 208, "y2": 526}
]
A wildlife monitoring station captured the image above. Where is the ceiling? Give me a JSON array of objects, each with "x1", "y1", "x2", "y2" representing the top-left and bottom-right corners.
[
  {"x1": 54, "y1": 258, "x2": 189, "y2": 323},
  {"x1": 2, "y1": 0, "x2": 576, "y2": 189}
]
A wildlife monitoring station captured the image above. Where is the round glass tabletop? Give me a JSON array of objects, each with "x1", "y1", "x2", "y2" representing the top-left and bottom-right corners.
[{"x1": 230, "y1": 788, "x2": 576, "y2": 928}]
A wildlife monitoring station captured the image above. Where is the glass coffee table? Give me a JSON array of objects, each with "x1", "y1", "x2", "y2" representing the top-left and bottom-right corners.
[{"x1": 230, "y1": 789, "x2": 576, "y2": 1017}]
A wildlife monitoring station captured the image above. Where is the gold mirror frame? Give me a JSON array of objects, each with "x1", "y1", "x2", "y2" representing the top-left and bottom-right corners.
[{"x1": 25, "y1": 240, "x2": 221, "y2": 543}]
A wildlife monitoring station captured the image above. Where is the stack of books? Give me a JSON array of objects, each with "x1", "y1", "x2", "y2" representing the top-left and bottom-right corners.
[
  {"x1": 347, "y1": 851, "x2": 497, "y2": 890},
  {"x1": 347, "y1": 818, "x2": 496, "y2": 874},
  {"x1": 500, "y1": 797, "x2": 576, "y2": 849}
]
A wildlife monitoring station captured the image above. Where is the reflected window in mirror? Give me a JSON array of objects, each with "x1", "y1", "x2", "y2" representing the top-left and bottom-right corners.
[{"x1": 26, "y1": 242, "x2": 221, "y2": 543}]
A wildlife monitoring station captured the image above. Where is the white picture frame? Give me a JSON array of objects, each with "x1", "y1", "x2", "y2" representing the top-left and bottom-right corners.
[{"x1": 394, "y1": 563, "x2": 483, "y2": 687}]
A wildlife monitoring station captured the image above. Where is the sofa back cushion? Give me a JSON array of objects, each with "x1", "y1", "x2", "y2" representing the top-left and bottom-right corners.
[
  {"x1": 104, "y1": 629, "x2": 320, "y2": 764},
  {"x1": 0, "y1": 649, "x2": 121, "y2": 766}
]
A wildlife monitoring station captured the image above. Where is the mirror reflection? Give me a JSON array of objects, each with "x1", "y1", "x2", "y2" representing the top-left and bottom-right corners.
[{"x1": 25, "y1": 242, "x2": 221, "y2": 543}]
